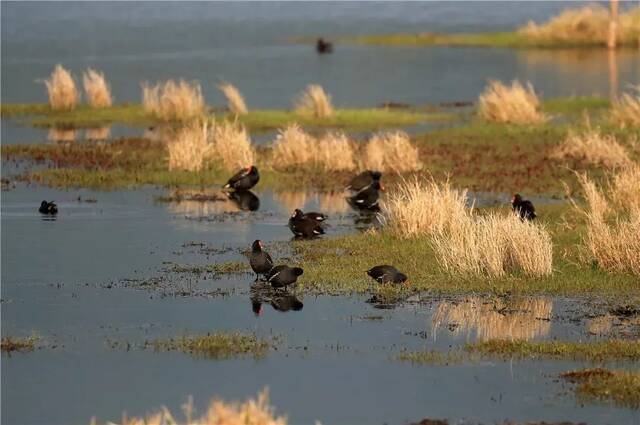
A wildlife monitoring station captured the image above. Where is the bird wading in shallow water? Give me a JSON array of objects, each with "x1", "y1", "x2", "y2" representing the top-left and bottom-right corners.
[
  {"x1": 288, "y1": 209, "x2": 325, "y2": 238},
  {"x1": 249, "y1": 240, "x2": 274, "y2": 281},
  {"x1": 39, "y1": 200, "x2": 58, "y2": 215},
  {"x1": 346, "y1": 170, "x2": 382, "y2": 193},
  {"x1": 511, "y1": 193, "x2": 536, "y2": 221},
  {"x1": 267, "y1": 265, "x2": 304, "y2": 290},
  {"x1": 347, "y1": 181, "x2": 384, "y2": 211},
  {"x1": 224, "y1": 165, "x2": 260, "y2": 191}
]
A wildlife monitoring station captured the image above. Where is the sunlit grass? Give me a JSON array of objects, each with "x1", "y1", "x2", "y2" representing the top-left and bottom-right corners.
[
  {"x1": 561, "y1": 368, "x2": 640, "y2": 410},
  {"x1": 148, "y1": 332, "x2": 271, "y2": 359}
]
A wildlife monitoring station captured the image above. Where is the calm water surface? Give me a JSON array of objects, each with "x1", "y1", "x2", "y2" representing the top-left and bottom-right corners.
[{"x1": 2, "y1": 3, "x2": 640, "y2": 425}]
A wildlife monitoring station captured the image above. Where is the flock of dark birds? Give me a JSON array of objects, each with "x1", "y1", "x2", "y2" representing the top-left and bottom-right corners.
[{"x1": 37, "y1": 159, "x2": 537, "y2": 312}]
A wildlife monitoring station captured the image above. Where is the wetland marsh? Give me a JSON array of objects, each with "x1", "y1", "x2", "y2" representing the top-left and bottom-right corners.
[{"x1": 2, "y1": 2, "x2": 639, "y2": 425}]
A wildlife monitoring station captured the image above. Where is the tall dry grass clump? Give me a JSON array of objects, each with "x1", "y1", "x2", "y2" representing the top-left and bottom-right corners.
[
  {"x1": 166, "y1": 121, "x2": 214, "y2": 172},
  {"x1": 142, "y1": 79, "x2": 205, "y2": 122},
  {"x1": 96, "y1": 389, "x2": 287, "y2": 425},
  {"x1": 519, "y1": 5, "x2": 640, "y2": 47},
  {"x1": 271, "y1": 124, "x2": 315, "y2": 170},
  {"x1": 431, "y1": 212, "x2": 553, "y2": 278},
  {"x1": 362, "y1": 131, "x2": 422, "y2": 173},
  {"x1": 44, "y1": 64, "x2": 78, "y2": 110},
  {"x1": 211, "y1": 120, "x2": 255, "y2": 171},
  {"x1": 478, "y1": 80, "x2": 547, "y2": 124},
  {"x1": 383, "y1": 177, "x2": 468, "y2": 238},
  {"x1": 270, "y1": 125, "x2": 356, "y2": 171},
  {"x1": 611, "y1": 85, "x2": 640, "y2": 128},
  {"x1": 294, "y1": 84, "x2": 334, "y2": 118},
  {"x1": 82, "y1": 68, "x2": 112, "y2": 108},
  {"x1": 315, "y1": 132, "x2": 357, "y2": 171},
  {"x1": 575, "y1": 171, "x2": 640, "y2": 275},
  {"x1": 552, "y1": 125, "x2": 633, "y2": 169},
  {"x1": 218, "y1": 82, "x2": 248, "y2": 115}
]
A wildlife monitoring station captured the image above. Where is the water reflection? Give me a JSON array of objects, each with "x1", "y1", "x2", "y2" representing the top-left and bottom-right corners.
[
  {"x1": 226, "y1": 190, "x2": 260, "y2": 211},
  {"x1": 84, "y1": 126, "x2": 111, "y2": 141},
  {"x1": 318, "y1": 191, "x2": 350, "y2": 214},
  {"x1": 517, "y1": 49, "x2": 640, "y2": 98},
  {"x1": 273, "y1": 191, "x2": 309, "y2": 213},
  {"x1": 47, "y1": 127, "x2": 76, "y2": 143},
  {"x1": 431, "y1": 296, "x2": 553, "y2": 341},
  {"x1": 164, "y1": 189, "x2": 238, "y2": 216},
  {"x1": 250, "y1": 285, "x2": 303, "y2": 315}
]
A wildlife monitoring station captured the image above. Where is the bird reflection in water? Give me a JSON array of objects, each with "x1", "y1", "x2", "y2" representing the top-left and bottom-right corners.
[
  {"x1": 226, "y1": 190, "x2": 260, "y2": 211},
  {"x1": 250, "y1": 286, "x2": 304, "y2": 316}
]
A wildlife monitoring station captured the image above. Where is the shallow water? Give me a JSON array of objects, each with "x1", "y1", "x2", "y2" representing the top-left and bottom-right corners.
[
  {"x1": 2, "y1": 185, "x2": 639, "y2": 425},
  {"x1": 2, "y1": 3, "x2": 640, "y2": 424}
]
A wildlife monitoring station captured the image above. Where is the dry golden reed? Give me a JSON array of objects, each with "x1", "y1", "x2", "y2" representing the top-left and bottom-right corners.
[
  {"x1": 575, "y1": 172, "x2": 640, "y2": 275},
  {"x1": 478, "y1": 80, "x2": 547, "y2": 124},
  {"x1": 519, "y1": 5, "x2": 640, "y2": 47},
  {"x1": 431, "y1": 297, "x2": 553, "y2": 341},
  {"x1": 44, "y1": 64, "x2": 78, "y2": 110},
  {"x1": 218, "y1": 82, "x2": 248, "y2": 115},
  {"x1": 611, "y1": 85, "x2": 640, "y2": 128},
  {"x1": 166, "y1": 121, "x2": 214, "y2": 172},
  {"x1": 552, "y1": 126, "x2": 633, "y2": 169},
  {"x1": 95, "y1": 389, "x2": 287, "y2": 425},
  {"x1": 362, "y1": 131, "x2": 422, "y2": 173},
  {"x1": 211, "y1": 120, "x2": 255, "y2": 171},
  {"x1": 383, "y1": 177, "x2": 468, "y2": 238},
  {"x1": 270, "y1": 125, "x2": 356, "y2": 172},
  {"x1": 82, "y1": 68, "x2": 112, "y2": 108},
  {"x1": 294, "y1": 84, "x2": 334, "y2": 118},
  {"x1": 431, "y1": 212, "x2": 553, "y2": 278},
  {"x1": 142, "y1": 79, "x2": 206, "y2": 122}
]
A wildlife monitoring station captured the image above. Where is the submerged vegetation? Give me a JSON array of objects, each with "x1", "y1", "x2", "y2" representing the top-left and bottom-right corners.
[
  {"x1": 148, "y1": 332, "x2": 271, "y2": 359},
  {"x1": 561, "y1": 368, "x2": 640, "y2": 410},
  {"x1": 465, "y1": 339, "x2": 640, "y2": 362},
  {"x1": 1, "y1": 335, "x2": 38, "y2": 353}
]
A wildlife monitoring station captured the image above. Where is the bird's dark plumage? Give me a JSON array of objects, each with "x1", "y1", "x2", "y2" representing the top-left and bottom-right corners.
[
  {"x1": 227, "y1": 190, "x2": 260, "y2": 211},
  {"x1": 302, "y1": 211, "x2": 327, "y2": 222},
  {"x1": 289, "y1": 209, "x2": 325, "y2": 238},
  {"x1": 267, "y1": 265, "x2": 304, "y2": 289},
  {"x1": 511, "y1": 194, "x2": 536, "y2": 221},
  {"x1": 347, "y1": 181, "x2": 384, "y2": 211},
  {"x1": 224, "y1": 166, "x2": 260, "y2": 191},
  {"x1": 249, "y1": 240, "x2": 274, "y2": 280},
  {"x1": 39, "y1": 200, "x2": 58, "y2": 215},
  {"x1": 316, "y1": 38, "x2": 333, "y2": 54},
  {"x1": 346, "y1": 170, "x2": 382, "y2": 192},
  {"x1": 367, "y1": 265, "x2": 408, "y2": 284}
]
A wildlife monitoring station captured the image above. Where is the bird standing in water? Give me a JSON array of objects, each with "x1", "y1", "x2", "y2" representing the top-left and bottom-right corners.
[
  {"x1": 224, "y1": 165, "x2": 260, "y2": 191},
  {"x1": 39, "y1": 200, "x2": 58, "y2": 215},
  {"x1": 249, "y1": 240, "x2": 274, "y2": 281}
]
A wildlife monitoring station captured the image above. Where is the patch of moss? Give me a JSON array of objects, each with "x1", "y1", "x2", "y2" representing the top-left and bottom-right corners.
[
  {"x1": 465, "y1": 339, "x2": 640, "y2": 362},
  {"x1": 1, "y1": 335, "x2": 38, "y2": 353},
  {"x1": 561, "y1": 368, "x2": 640, "y2": 409},
  {"x1": 148, "y1": 332, "x2": 271, "y2": 359}
]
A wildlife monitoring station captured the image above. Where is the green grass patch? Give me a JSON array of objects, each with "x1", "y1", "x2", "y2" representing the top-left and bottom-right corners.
[
  {"x1": 542, "y1": 96, "x2": 610, "y2": 116},
  {"x1": 293, "y1": 203, "x2": 640, "y2": 297},
  {"x1": 561, "y1": 368, "x2": 640, "y2": 410},
  {"x1": 0, "y1": 102, "x2": 451, "y2": 132},
  {"x1": 466, "y1": 339, "x2": 640, "y2": 362},
  {"x1": 147, "y1": 332, "x2": 271, "y2": 359},
  {"x1": 396, "y1": 349, "x2": 463, "y2": 365},
  {"x1": 341, "y1": 31, "x2": 640, "y2": 49},
  {"x1": 1, "y1": 335, "x2": 38, "y2": 353}
]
